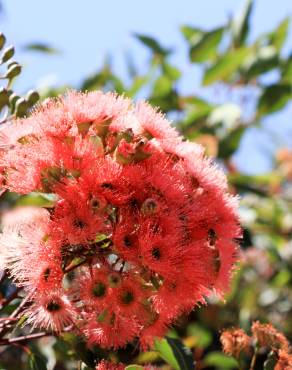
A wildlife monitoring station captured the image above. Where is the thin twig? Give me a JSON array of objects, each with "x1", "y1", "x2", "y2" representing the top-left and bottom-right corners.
[
  {"x1": 0, "y1": 331, "x2": 51, "y2": 346},
  {"x1": 250, "y1": 345, "x2": 258, "y2": 370}
]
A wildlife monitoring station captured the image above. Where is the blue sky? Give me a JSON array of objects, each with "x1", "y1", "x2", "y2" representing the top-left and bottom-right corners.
[{"x1": 1, "y1": 0, "x2": 292, "y2": 173}]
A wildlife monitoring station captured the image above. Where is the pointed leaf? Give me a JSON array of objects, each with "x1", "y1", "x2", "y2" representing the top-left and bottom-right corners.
[
  {"x1": 258, "y1": 84, "x2": 291, "y2": 116},
  {"x1": 231, "y1": 0, "x2": 253, "y2": 47},
  {"x1": 23, "y1": 42, "x2": 60, "y2": 54},
  {"x1": 269, "y1": 17, "x2": 290, "y2": 50},
  {"x1": 203, "y1": 47, "x2": 250, "y2": 85},
  {"x1": 243, "y1": 46, "x2": 279, "y2": 79},
  {"x1": 281, "y1": 55, "x2": 292, "y2": 83},
  {"x1": 190, "y1": 27, "x2": 224, "y2": 63},
  {"x1": 154, "y1": 337, "x2": 195, "y2": 370},
  {"x1": 134, "y1": 34, "x2": 171, "y2": 56},
  {"x1": 181, "y1": 26, "x2": 203, "y2": 44}
]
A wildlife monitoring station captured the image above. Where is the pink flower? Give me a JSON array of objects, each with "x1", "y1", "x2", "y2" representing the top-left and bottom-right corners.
[{"x1": 0, "y1": 90, "x2": 240, "y2": 349}]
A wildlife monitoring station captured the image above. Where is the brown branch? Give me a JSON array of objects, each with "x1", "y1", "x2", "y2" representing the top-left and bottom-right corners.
[{"x1": 0, "y1": 331, "x2": 51, "y2": 346}]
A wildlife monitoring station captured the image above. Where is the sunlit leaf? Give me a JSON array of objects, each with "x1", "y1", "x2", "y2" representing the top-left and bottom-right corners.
[
  {"x1": 154, "y1": 337, "x2": 195, "y2": 370},
  {"x1": 203, "y1": 47, "x2": 250, "y2": 85},
  {"x1": 16, "y1": 192, "x2": 57, "y2": 208},
  {"x1": 269, "y1": 17, "x2": 290, "y2": 50},
  {"x1": 243, "y1": 46, "x2": 279, "y2": 79},
  {"x1": 231, "y1": 0, "x2": 253, "y2": 47}
]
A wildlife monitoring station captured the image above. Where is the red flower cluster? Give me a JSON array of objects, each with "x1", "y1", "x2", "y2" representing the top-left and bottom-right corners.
[{"x1": 0, "y1": 91, "x2": 240, "y2": 349}]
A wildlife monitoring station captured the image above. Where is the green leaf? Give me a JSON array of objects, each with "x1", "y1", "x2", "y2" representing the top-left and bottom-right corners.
[
  {"x1": 190, "y1": 27, "x2": 224, "y2": 63},
  {"x1": 186, "y1": 323, "x2": 212, "y2": 349},
  {"x1": 152, "y1": 75, "x2": 173, "y2": 97},
  {"x1": 258, "y1": 84, "x2": 291, "y2": 116},
  {"x1": 127, "y1": 75, "x2": 150, "y2": 97},
  {"x1": 28, "y1": 353, "x2": 47, "y2": 370},
  {"x1": 181, "y1": 97, "x2": 213, "y2": 130},
  {"x1": 125, "y1": 366, "x2": 144, "y2": 370},
  {"x1": 16, "y1": 192, "x2": 57, "y2": 208},
  {"x1": 23, "y1": 42, "x2": 60, "y2": 54},
  {"x1": 243, "y1": 46, "x2": 279, "y2": 79},
  {"x1": 154, "y1": 337, "x2": 195, "y2": 370},
  {"x1": 204, "y1": 352, "x2": 239, "y2": 369},
  {"x1": 269, "y1": 17, "x2": 290, "y2": 50},
  {"x1": 162, "y1": 62, "x2": 181, "y2": 80},
  {"x1": 134, "y1": 34, "x2": 171, "y2": 56},
  {"x1": 218, "y1": 126, "x2": 245, "y2": 158},
  {"x1": 203, "y1": 47, "x2": 250, "y2": 85},
  {"x1": 281, "y1": 55, "x2": 292, "y2": 83},
  {"x1": 231, "y1": 0, "x2": 253, "y2": 47},
  {"x1": 61, "y1": 333, "x2": 106, "y2": 368},
  {"x1": 181, "y1": 26, "x2": 203, "y2": 43}
]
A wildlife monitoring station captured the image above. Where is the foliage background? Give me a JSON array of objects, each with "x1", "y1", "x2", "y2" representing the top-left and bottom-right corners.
[{"x1": 0, "y1": 0, "x2": 291, "y2": 369}]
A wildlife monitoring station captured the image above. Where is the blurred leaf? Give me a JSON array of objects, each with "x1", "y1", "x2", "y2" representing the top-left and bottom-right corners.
[
  {"x1": 134, "y1": 351, "x2": 160, "y2": 365},
  {"x1": 162, "y1": 62, "x2": 181, "y2": 80},
  {"x1": 23, "y1": 42, "x2": 60, "y2": 54},
  {"x1": 154, "y1": 337, "x2": 195, "y2": 370},
  {"x1": 218, "y1": 126, "x2": 245, "y2": 158},
  {"x1": 281, "y1": 54, "x2": 292, "y2": 83},
  {"x1": 203, "y1": 47, "x2": 250, "y2": 85},
  {"x1": 152, "y1": 75, "x2": 173, "y2": 97},
  {"x1": 190, "y1": 27, "x2": 224, "y2": 63},
  {"x1": 186, "y1": 323, "x2": 212, "y2": 348},
  {"x1": 125, "y1": 366, "x2": 144, "y2": 370},
  {"x1": 243, "y1": 46, "x2": 279, "y2": 79},
  {"x1": 269, "y1": 17, "x2": 290, "y2": 50},
  {"x1": 16, "y1": 192, "x2": 57, "y2": 208},
  {"x1": 181, "y1": 26, "x2": 203, "y2": 43},
  {"x1": 181, "y1": 96, "x2": 213, "y2": 130},
  {"x1": 134, "y1": 34, "x2": 171, "y2": 56},
  {"x1": 61, "y1": 333, "x2": 105, "y2": 368},
  {"x1": 231, "y1": 0, "x2": 253, "y2": 47},
  {"x1": 258, "y1": 84, "x2": 291, "y2": 116},
  {"x1": 28, "y1": 353, "x2": 47, "y2": 370},
  {"x1": 203, "y1": 352, "x2": 239, "y2": 369}
]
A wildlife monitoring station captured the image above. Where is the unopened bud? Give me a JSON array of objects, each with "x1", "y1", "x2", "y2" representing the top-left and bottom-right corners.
[
  {"x1": 0, "y1": 87, "x2": 11, "y2": 110},
  {"x1": 1, "y1": 46, "x2": 15, "y2": 64},
  {"x1": 26, "y1": 90, "x2": 40, "y2": 106},
  {"x1": 5, "y1": 63, "x2": 21, "y2": 80},
  {"x1": 141, "y1": 198, "x2": 159, "y2": 215},
  {"x1": 0, "y1": 33, "x2": 6, "y2": 50},
  {"x1": 15, "y1": 97, "x2": 29, "y2": 117},
  {"x1": 9, "y1": 93, "x2": 20, "y2": 112}
]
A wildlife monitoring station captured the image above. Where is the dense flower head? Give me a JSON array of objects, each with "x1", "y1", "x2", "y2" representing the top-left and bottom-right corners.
[
  {"x1": 251, "y1": 321, "x2": 289, "y2": 351},
  {"x1": 0, "y1": 91, "x2": 240, "y2": 349},
  {"x1": 220, "y1": 328, "x2": 251, "y2": 358}
]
